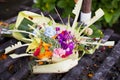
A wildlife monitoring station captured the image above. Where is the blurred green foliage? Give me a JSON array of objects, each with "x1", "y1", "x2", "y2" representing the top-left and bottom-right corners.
[
  {"x1": 92, "y1": 0, "x2": 120, "y2": 27},
  {"x1": 33, "y1": 0, "x2": 120, "y2": 27},
  {"x1": 33, "y1": 0, "x2": 74, "y2": 17}
]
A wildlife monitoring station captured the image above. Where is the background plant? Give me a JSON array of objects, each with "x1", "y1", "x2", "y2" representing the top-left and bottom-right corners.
[
  {"x1": 92, "y1": 0, "x2": 120, "y2": 27},
  {"x1": 33, "y1": 0, "x2": 74, "y2": 17},
  {"x1": 33, "y1": 0, "x2": 120, "y2": 27}
]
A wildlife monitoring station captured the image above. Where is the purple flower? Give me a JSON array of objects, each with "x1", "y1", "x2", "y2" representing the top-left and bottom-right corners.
[
  {"x1": 68, "y1": 42, "x2": 75, "y2": 50},
  {"x1": 57, "y1": 30, "x2": 73, "y2": 41},
  {"x1": 56, "y1": 30, "x2": 75, "y2": 57},
  {"x1": 61, "y1": 41, "x2": 68, "y2": 49},
  {"x1": 56, "y1": 27, "x2": 60, "y2": 31}
]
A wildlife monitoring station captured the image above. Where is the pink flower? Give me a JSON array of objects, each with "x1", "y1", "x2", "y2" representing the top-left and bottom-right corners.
[{"x1": 53, "y1": 48, "x2": 66, "y2": 58}]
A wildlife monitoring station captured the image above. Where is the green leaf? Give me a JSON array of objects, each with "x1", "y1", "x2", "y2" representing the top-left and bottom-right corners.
[
  {"x1": 57, "y1": 1, "x2": 66, "y2": 8},
  {"x1": 9, "y1": 18, "x2": 35, "y2": 42},
  {"x1": 40, "y1": 47, "x2": 45, "y2": 53},
  {"x1": 18, "y1": 18, "x2": 34, "y2": 37},
  {"x1": 104, "y1": 12, "x2": 113, "y2": 23},
  {"x1": 89, "y1": 25, "x2": 104, "y2": 38},
  {"x1": 77, "y1": 44, "x2": 95, "y2": 54},
  {"x1": 112, "y1": 0, "x2": 118, "y2": 8},
  {"x1": 9, "y1": 23, "x2": 15, "y2": 30},
  {"x1": 43, "y1": 0, "x2": 56, "y2": 3},
  {"x1": 18, "y1": 18, "x2": 34, "y2": 31},
  {"x1": 112, "y1": 9, "x2": 120, "y2": 24}
]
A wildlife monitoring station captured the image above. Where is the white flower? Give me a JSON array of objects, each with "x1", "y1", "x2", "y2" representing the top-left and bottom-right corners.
[{"x1": 44, "y1": 26, "x2": 56, "y2": 37}]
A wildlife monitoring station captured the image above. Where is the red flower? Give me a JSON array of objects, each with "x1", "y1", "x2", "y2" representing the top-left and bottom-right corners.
[{"x1": 33, "y1": 47, "x2": 40, "y2": 56}]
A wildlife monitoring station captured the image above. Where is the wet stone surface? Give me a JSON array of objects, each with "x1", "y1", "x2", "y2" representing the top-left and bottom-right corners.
[{"x1": 91, "y1": 41, "x2": 120, "y2": 80}]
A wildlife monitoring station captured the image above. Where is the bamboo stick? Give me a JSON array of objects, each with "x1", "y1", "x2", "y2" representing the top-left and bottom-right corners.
[
  {"x1": 80, "y1": 0, "x2": 92, "y2": 25},
  {"x1": 81, "y1": 0, "x2": 92, "y2": 13}
]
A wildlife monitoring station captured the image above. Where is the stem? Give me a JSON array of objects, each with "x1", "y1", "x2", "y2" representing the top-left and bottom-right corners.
[
  {"x1": 9, "y1": 30, "x2": 37, "y2": 37},
  {"x1": 81, "y1": 41, "x2": 115, "y2": 46}
]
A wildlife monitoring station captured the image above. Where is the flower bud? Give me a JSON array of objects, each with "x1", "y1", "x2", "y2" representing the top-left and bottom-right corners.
[{"x1": 84, "y1": 28, "x2": 93, "y2": 36}]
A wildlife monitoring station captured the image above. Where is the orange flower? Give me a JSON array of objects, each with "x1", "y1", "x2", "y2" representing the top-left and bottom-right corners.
[
  {"x1": 37, "y1": 50, "x2": 52, "y2": 59},
  {"x1": 44, "y1": 50, "x2": 52, "y2": 58},
  {"x1": 44, "y1": 46, "x2": 49, "y2": 50},
  {"x1": 42, "y1": 42, "x2": 51, "y2": 51},
  {"x1": 27, "y1": 38, "x2": 53, "y2": 60}
]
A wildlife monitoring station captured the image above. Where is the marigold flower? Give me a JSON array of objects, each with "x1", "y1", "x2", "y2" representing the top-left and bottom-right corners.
[{"x1": 37, "y1": 50, "x2": 52, "y2": 59}]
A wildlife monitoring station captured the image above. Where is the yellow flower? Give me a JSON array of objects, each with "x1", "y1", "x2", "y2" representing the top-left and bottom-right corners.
[
  {"x1": 43, "y1": 42, "x2": 51, "y2": 47},
  {"x1": 26, "y1": 38, "x2": 42, "y2": 52}
]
